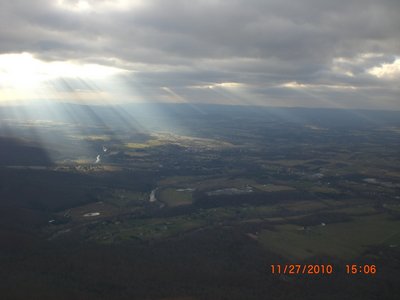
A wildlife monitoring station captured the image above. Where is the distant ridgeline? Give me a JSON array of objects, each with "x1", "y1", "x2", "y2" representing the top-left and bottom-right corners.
[{"x1": 1, "y1": 102, "x2": 400, "y2": 130}]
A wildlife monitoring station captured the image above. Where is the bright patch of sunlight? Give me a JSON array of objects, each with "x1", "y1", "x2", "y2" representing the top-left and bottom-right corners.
[
  {"x1": 280, "y1": 81, "x2": 356, "y2": 91},
  {"x1": 281, "y1": 81, "x2": 308, "y2": 89},
  {"x1": 190, "y1": 82, "x2": 245, "y2": 89},
  {"x1": 0, "y1": 53, "x2": 128, "y2": 103},
  {"x1": 209, "y1": 82, "x2": 244, "y2": 89},
  {"x1": 368, "y1": 58, "x2": 400, "y2": 79},
  {"x1": 55, "y1": 0, "x2": 145, "y2": 12},
  {"x1": 333, "y1": 53, "x2": 400, "y2": 80}
]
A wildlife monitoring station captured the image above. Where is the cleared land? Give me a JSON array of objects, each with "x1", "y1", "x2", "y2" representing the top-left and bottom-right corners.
[{"x1": 258, "y1": 213, "x2": 400, "y2": 260}]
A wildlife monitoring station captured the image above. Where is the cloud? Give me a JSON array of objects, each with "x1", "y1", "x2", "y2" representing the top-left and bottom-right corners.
[
  {"x1": 368, "y1": 58, "x2": 400, "y2": 79},
  {"x1": 0, "y1": 0, "x2": 399, "y2": 109}
]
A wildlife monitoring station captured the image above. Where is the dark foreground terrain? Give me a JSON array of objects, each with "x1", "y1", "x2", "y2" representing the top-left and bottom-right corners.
[{"x1": 0, "y1": 103, "x2": 399, "y2": 299}]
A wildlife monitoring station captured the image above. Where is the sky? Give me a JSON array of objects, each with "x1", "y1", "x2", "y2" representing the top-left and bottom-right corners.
[{"x1": 0, "y1": 0, "x2": 399, "y2": 109}]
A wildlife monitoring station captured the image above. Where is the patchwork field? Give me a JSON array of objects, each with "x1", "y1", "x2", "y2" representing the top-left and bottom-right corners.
[
  {"x1": 1, "y1": 104, "x2": 400, "y2": 299},
  {"x1": 258, "y1": 213, "x2": 400, "y2": 260}
]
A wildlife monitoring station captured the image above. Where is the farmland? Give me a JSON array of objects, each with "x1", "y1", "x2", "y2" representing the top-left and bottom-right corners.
[{"x1": 1, "y1": 104, "x2": 400, "y2": 299}]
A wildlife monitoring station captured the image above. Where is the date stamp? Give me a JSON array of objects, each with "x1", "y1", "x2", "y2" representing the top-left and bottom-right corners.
[
  {"x1": 270, "y1": 264, "x2": 377, "y2": 275},
  {"x1": 270, "y1": 264, "x2": 333, "y2": 275}
]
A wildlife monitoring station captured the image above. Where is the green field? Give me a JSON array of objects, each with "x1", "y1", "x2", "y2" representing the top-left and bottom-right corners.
[
  {"x1": 158, "y1": 188, "x2": 194, "y2": 207},
  {"x1": 101, "y1": 189, "x2": 148, "y2": 208},
  {"x1": 252, "y1": 183, "x2": 295, "y2": 192},
  {"x1": 258, "y1": 213, "x2": 400, "y2": 260},
  {"x1": 89, "y1": 214, "x2": 205, "y2": 242}
]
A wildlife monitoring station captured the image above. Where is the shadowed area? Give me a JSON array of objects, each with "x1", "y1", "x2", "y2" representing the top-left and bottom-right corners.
[{"x1": 0, "y1": 137, "x2": 53, "y2": 166}]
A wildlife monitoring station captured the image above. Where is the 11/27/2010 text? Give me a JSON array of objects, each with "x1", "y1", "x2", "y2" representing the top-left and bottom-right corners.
[{"x1": 270, "y1": 264, "x2": 377, "y2": 275}]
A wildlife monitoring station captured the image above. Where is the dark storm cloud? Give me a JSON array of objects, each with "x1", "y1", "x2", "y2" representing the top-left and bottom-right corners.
[{"x1": 0, "y1": 0, "x2": 399, "y2": 108}]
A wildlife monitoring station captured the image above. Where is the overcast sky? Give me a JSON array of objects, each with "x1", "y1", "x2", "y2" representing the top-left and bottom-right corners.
[{"x1": 0, "y1": 0, "x2": 399, "y2": 109}]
